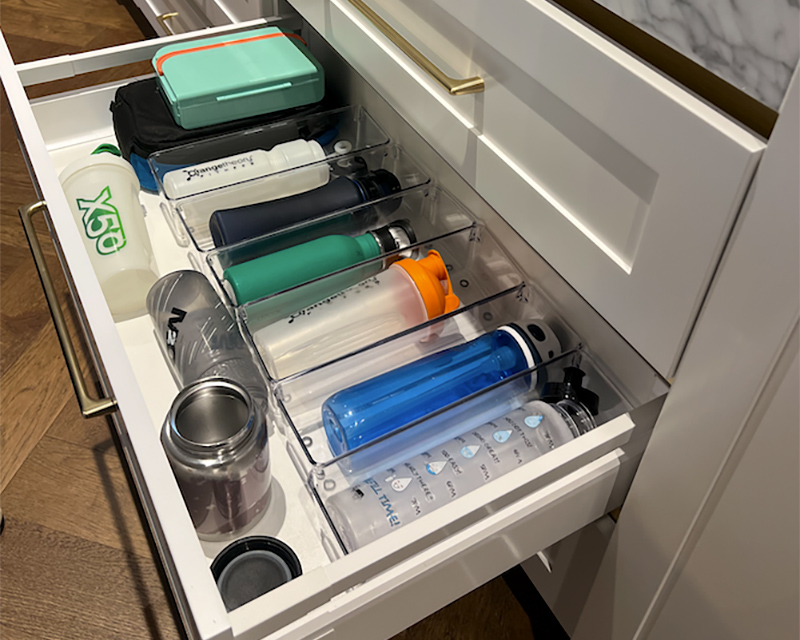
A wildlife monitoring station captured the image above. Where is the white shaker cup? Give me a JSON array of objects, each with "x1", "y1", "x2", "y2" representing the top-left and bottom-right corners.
[
  {"x1": 59, "y1": 144, "x2": 158, "y2": 321},
  {"x1": 253, "y1": 250, "x2": 460, "y2": 379}
]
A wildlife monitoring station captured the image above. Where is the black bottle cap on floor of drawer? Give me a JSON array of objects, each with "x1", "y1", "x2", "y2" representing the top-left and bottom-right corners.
[
  {"x1": 211, "y1": 536, "x2": 302, "y2": 611},
  {"x1": 541, "y1": 367, "x2": 600, "y2": 416}
]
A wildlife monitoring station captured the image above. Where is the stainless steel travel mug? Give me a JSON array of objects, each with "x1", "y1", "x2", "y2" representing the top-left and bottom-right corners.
[{"x1": 161, "y1": 378, "x2": 271, "y2": 540}]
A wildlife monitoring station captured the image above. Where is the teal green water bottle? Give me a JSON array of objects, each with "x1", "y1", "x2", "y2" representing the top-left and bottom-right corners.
[{"x1": 224, "y1": 220, "x2": 416, "y2": 305}]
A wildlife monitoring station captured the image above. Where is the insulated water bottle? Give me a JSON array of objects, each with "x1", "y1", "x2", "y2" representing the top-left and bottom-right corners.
[
  {"x1": 147, "y1": 270, "x2": 267, "y2": 409},
  {"x1": 59, "y1": 143, "x2": 158, "y2": 321},
  {"x1": 322, "y1": 321, "x2": 563, "y2": 457},
  {"x1": 162, "y1": 139, "x2": 327, "y2": 199},
  {"x1": 324, "y1": 367, "x2": 598, "y2": 550},
  {"x1": 223, "y1": 220, "x2": 416, "y2": 305},
  {"x1": 253, "y1": 250, "x2": 460, "y2": 380},
  {"x1": 162, "y1": 378, "x2": 271, "y2": 540},
  {"x1": 209, "y1": 168, "x2": 401, "y2": 247}
]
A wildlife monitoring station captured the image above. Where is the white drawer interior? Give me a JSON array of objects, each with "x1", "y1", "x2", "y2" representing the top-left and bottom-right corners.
[{"x1": 3, "y1": 19, "x2": 669, "y2": 640}]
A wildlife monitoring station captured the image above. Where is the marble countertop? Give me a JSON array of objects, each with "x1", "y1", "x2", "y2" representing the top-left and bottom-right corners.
[{"x1": 592, "y1": 0, "x2": 799, "y2": 110}]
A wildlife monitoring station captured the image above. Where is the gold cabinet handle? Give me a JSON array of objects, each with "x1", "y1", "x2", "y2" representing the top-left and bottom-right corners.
[
  {"x1": 19, "y1": 202, "x2": 118, "y2": 419},
  {"x1": 346, "y1": 0, "x2": 484, "y2": 96},
  {"x1": 157, "y1": 11, "x2": 180, "y2": 35}
]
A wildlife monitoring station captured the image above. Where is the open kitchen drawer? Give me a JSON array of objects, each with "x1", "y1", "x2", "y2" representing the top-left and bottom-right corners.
[{"x1": 1, "y1": 1, "x2": 760, "y2": 637}]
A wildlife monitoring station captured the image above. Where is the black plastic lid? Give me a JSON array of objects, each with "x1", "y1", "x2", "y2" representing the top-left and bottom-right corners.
[
  {"x1": 211, "y1": 536, "x2": 302, "y2": 611},
  {"x1": 356, "y1": 169, "x2": 401, "y2": 201},
  {"x1": 541, "y1": 367, "x2": 600, "y2": 416}
]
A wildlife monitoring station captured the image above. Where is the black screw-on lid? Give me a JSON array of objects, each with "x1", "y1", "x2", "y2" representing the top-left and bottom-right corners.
[
  {"x1": 357, "y1": 168, "x2": 401, "y2": 200},
  {"x1": 211, "y1": 536, "x2": 302, "y2": 611},
  {"x1": 541, "y1": 366, "x2": 600, "y2": 416}
]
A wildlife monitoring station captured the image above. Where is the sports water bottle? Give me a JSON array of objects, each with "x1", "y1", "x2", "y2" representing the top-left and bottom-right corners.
[
  {"x1": 162, "y1": 139, "x2": 327, "y2": 199},
  {"x1": 223, "y1": 220, "x2": 416, "y2": 305},
  {"x1": 147, "y1": 270, "x2": 267, "y2": 408},
  {"x1": 209, "y1": 168, "x2": 401, "y2": 247},
  {"x1": 253, "y1": 250, "x2": 460, "y2": 379},
  {"x1": 322, "y1": 322, "x2": 562, "y2": 457},
  {"x1": 324, "y1": 367, "x2": 598, "y2": 550}
]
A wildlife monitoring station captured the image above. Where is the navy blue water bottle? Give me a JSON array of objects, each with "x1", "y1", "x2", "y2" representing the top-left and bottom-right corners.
[
  {"x1": 209, "y1": 168, "x2": 401, "y2": 247},
  {"x1": 322, "y1": 321, "x2": 561, "y2": 457}
]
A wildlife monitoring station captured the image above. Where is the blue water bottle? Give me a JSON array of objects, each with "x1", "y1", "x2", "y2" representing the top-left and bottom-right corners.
[{"x1": 322, "y1": 321, "x2": 561, "y2": 457}]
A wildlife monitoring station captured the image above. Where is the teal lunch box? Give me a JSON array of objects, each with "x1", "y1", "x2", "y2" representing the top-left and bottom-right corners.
[{"x1": 152, "y1": 27, "x2": 325, "y2": 130}]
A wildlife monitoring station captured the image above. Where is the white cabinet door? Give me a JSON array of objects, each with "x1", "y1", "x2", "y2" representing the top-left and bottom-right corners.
[
  {"x1": 648, "y1": 333, "x2": 798, "y2": 640},
  {"x1": 573, "y1": 71, "x2": 800, "y2": 640},
  {"x1": 288, "y1": 0, "x2": 764, "y2": 377}
]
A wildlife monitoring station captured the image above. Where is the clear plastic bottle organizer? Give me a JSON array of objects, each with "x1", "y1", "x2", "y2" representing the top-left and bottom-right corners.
[
  {"x1": 266, "y1": 278, "x2": 583, "y2": 476},
  {"x1": 149, "y1": 106, "x2": 390, "y2": 249},
  {"x1": 205, "y1": 185, "x2": 476, "y2": 307},
  {"x1": 236, "y1": 223, "x2": 529, "y2": 384},
  {"x1": 154, "y1": 149, "x2": 428, "y2": 255},
  {"x1": 309, "y1": 349, "x2": 633, "y2": 554}
]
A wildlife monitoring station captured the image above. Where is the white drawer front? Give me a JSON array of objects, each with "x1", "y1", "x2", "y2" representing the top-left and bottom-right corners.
[
  {"x1": 1, "y1": 20, "x2": 665, "y2": 640},
  {"x1": 290, "y1": 0, "x2": 764, "y2": 376}
]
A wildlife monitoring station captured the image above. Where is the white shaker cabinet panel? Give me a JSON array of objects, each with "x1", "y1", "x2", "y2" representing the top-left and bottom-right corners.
[{"x1": 291, "y1": 0, "x2": 764, "y2": 376}]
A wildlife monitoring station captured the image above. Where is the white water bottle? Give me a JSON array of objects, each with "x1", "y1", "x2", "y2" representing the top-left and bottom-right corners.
[{"x1": 162, "y1": 139, "x2": 327, "y2": 199}]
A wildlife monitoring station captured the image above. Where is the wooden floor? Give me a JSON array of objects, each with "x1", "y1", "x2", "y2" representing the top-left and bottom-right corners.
[{"x1": 0, "y1": 2, "x2": 536, "y2": 639}]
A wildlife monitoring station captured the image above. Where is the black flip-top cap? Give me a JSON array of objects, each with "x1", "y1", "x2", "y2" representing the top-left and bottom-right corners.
[
  {"x1": 541, "y1": 367, "x2": 600, "y2": 416},
  {"x1": 211, "y1": 536, "x2": 302, "y2": 611}
]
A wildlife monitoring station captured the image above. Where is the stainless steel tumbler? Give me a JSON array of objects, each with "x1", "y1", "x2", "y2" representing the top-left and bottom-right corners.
[{"x1": 162, "y1": 378, "x2": 271, "y2": 540}]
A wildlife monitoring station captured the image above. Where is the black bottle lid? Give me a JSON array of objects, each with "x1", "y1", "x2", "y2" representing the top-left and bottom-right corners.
[
  {"x1": 541, "y1": 366, "x2": 600, "y2": 416},
  {"x1": 355, "y1": 169, "x2": 401, "y2": 201},
  {"x1": 211, "y1": 536, "x2": 302, "y2": 611}
]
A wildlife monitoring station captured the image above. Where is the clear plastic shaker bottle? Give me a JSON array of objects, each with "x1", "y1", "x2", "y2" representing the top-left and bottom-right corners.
[
  {"x1": 59, "y1": 143, "x2": 158, "y2": 321},
  {"x1": 324, "y1": 367, "x2": 599, "y2": 551},
  {"x1": 253, "y1": 250, "x2": 461, "y2": 380},
  {"x1": 147, "y1": 270, "x2": 268, "y2": 410}
]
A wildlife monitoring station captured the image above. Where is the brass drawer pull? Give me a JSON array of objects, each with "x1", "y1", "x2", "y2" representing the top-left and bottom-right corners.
[
  {"x1": 347, "y1": 0, "x2": 484, "y2": 96},
  {"x1": 19, "y1": 202, "x2": 118, "y2": 419},
  {"x1": 157, "y1": 11, "x2": 180, "y2": 35}
]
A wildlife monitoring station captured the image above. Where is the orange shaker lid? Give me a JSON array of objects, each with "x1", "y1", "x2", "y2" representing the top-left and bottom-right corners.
[{"x1": 394, "y1": 250, "x2": 460, "y2": 320}]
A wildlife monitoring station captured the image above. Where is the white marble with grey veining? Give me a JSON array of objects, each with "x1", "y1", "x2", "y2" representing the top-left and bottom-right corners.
[{"x1": 592, "y1": 0, "x2": 799, "y2": 110}]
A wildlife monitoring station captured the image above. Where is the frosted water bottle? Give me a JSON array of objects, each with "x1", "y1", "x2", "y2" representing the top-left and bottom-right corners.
[
  {"x1": 253, "y1": 250, "x2": 460, "y2": 379},
  {"x1": 59, "y1": 143, "x2": 158, "y2": 321},
  {"x1": 324, "y1": 367, "x2": 598, "y2": 550},
  {"x1": 147, "y1": 270, "x2": 267, "y2": 409},
  {"x1": 209, "y1": 169, "x2": 401, "y2": 247},
  {"x1": 322, "y1": 321, "x2": 563, "y2": 457},
  {"x1": 162, "y1": 139, "x2": 327, "y2": 199},
  {"x1": 223, "y1": 220, "x2": 416, "y2": 305}
]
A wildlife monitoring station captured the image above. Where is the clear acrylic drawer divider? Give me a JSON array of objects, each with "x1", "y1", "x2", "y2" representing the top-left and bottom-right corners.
[
  {"x1": 149, "y1": 105, "x2": 389, "y2": 199},
  {"x1": 307, "y1": 347, "x2": 633, "y2": 554},
  {"x1": 269, "y1": 282, "x2": 578, "y2": 468},
  {"x1": 206, "y1": 184, "x2": 478, "y2": 309},
  {"x1": 160, "y1": 140, "x2": 430, "y2": 252},
  {"x1": 236, "y1": 222, "x2": 533, "y2": 385}
]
